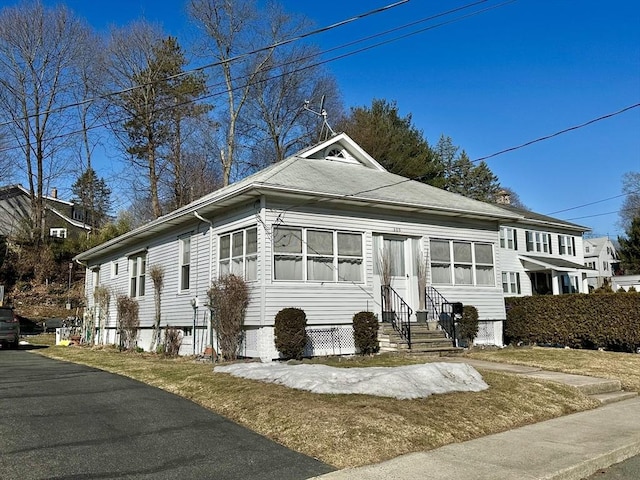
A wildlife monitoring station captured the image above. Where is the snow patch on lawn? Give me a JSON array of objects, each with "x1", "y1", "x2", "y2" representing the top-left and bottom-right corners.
[{"x1": 214, "y1": 362, "x2": 488, "y2": 399}]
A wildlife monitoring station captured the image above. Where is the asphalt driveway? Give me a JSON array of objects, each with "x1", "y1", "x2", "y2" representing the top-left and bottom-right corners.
[{"x1": 0, "y1": 348, "x2": 335, "y2": 480}]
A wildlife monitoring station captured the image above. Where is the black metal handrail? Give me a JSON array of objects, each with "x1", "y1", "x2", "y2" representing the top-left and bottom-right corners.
[
  {"x1": 381, "y1": 285, "x2": 413, "y2": 348},
  {"x1": 425, "y1": 286, "x2": 458, "y2": 344}
]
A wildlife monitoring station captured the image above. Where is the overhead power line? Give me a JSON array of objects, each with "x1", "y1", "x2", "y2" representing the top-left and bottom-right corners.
[
  {"x1": 0, "y1": 0, "x2": 508, "y2": 155},
  {"x1": 546, "y1": 190, "x2": 640, "y2": 216},
  {"x1": 472, "y1": 103, "x2": 640, "y2": 163}
]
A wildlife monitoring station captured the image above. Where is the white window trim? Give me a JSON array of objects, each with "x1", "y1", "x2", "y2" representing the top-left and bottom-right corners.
[
  {"x1": 526, "y1": 231, "x2": 552, "y2": 254},
  {"x1": 500, "y1": 227, "x2": 517, "y2": 250},
  {"x1": 430, "y1": 239, "x2": 495, "y2": 287},
  {"x1": 502, "y1": 272, "x2": 521, "y2": 294},
  {"x1": 129, "y1": 253, "x2": 146, "y2": 298},
  {"x1": 218, "y1": 226, "x2": 258, "y2": 282},
  {"x1": 49, "y1": 227, "x2": 67, "y2": 238},
  {"x1": 272, "y1": 226, "x2": 364, "y2": 283},
  {"x1": 179, "y1": 235, "x2": 191, "y2": 292}
]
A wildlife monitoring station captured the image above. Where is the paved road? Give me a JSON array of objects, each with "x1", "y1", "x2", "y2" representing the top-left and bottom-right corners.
[
  {"x1": 584, "y1": 455, "x2": 640, "y2": 479},
  {"x1": 0, "y1": 348, "x2": 335, "y2": 480}
]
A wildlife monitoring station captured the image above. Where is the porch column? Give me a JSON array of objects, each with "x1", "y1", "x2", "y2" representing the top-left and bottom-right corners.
[
  {"x1": 581, "y1": 273, "x2": 589, "y2": 294},
  {"x1": 551, "y1": 271, "x2": 560, "y2": 295}
]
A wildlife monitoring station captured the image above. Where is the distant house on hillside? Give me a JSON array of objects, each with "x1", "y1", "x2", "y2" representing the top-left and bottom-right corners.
[
  {"x1": 583, "y1": 237, "x2": 620, "y2": 290},
  {"x1": 0, "y1": 184, "x2": 92, "y2": 240}
]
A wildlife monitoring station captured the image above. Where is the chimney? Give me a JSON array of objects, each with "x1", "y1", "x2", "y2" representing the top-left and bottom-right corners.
[
  {"x1": 51, "y1": 188, "x2": 57, "y2": 199},
  {"x1": 496, "y1": 189, "x2": 511, "y2": 205}
]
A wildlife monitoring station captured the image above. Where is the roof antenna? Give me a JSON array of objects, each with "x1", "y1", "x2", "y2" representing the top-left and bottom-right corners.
[{"x1": 304, "y1": 95, "x2": 335, "y2": 142}]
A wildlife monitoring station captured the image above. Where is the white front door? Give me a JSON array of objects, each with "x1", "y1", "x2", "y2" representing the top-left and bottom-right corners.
[{"x1": 373, "y1": 235, "x2": 417, "y2": 315}]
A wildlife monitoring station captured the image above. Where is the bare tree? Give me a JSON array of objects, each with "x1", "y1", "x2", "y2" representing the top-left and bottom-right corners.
[
  {"x1": 188, "y1": 0, "x2": 277, "y2": 186},
  {"x1": 0, "y1": 1, "x2": 94, "y2": 241},
  {"x1": 619, "y1": 171, "x2": 640, "y2": 232},
  {"x1": 149, "y1": 264, "x2": 165, "y2": 352}
]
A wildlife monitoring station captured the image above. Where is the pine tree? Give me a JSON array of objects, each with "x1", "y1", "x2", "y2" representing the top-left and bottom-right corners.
[
  {"x1": 336, "y1": 99, "x2": 443, "y2": 185},
  {"x1": 71, "y1": 167, "x2": 111, "y2": 230},
  {"x1": 618, "y1": 216, "x2": 640, "y2": 274}
]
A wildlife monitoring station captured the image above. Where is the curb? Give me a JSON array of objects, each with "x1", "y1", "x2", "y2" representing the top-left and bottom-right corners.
[{"x1": 545, "y1": 441, "x2": 640, "y2": 480}]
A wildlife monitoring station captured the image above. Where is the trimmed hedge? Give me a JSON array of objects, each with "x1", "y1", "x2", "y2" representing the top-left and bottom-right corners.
[
  {"x1": 505, "y1": 293, "x2": 640, "y2": 352},
  {"x1": 353, "y1": 311, "x2": 379, "y2": 355},
  {"x1": 274, "y1": 307, "x2": 308, "y2": 360},
  {"x1": 459, "y1": 305, "x2": 479, "y2": 346}
]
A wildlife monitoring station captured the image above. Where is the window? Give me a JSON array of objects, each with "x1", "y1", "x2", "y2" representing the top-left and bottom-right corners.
[
  {"x1": 49, "y1": 228, "x2": 67, "y2": 238},
  {"x1": 500, "y1": 227, "x2": 517, "y2": 249},
  {"x1": 526, "y1": 231, "x2": 551, "y2": 253},
  {"x1": 558, "y1": 235, "x2": 575, "y2": 256},
  {"x1": 219, "y1": 227, "x2": 258, "y2": 281},
  {"x1": 111, "y1": 261, "x2": 119, "y2": 278},
  {"x1": 585, "y1": 246, "x2": 590, "y2": 253},
  {"x1": 273, "y1": 227, "x2": 363, "y2": 282},
  {"x1": 502, "y1": 272, "x2": 521, "y2": 294},
  {"x1": 603, "y1": 261, "x2": 609, "y2": 271},
  {"x1": 430, "y1": 239, "x2": 495, "y2": 286},
  {"x1": 129, "y1": 253, "x2": 146, "y2": 297},
  {"x1": 179, "y1": 236, "x2": 191, "y2": 291}
]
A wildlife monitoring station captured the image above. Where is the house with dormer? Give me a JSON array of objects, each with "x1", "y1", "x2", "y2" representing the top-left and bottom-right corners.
[{"x1": 75, "y1": 133, "x2": 527, "y2": 358}]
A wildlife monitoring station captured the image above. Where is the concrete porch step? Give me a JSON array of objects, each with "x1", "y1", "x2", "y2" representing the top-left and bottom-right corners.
[{"x1": 590, "y1": 390, "x2": 639, "y2": 405}]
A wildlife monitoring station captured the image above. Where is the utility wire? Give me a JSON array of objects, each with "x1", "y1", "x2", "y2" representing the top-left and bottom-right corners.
[
  {"x1": 0, "y1": 0, "x2": 508, "y2": 155},
  {"x1": 472, "y1": 103, "x2": 640, "y2": 163},
  {"x1": 0, "y1": 0, "x2": 413, "y2": 130},
  {"x1": 546, "y1": 190, "x2": 640, "y2": 215}
]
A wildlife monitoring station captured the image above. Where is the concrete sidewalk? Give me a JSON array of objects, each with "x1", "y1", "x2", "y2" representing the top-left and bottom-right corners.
[{"x1": 311, "y1": 359, "x2": 640, "y2": 480}]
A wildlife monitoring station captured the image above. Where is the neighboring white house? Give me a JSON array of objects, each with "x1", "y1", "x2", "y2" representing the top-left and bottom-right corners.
[
  {"x1": 583, "y1": 236, "x2": 620, "y2": 290},
  {"x1": 74, "y1": 134, "x2": 524, "y2": 359},
  {"x1": 612, "y1": 275, "x2": 640, "y2": 292},
  {"x1": 496, "y1": 205, "x2": 591, "y2": 296}
]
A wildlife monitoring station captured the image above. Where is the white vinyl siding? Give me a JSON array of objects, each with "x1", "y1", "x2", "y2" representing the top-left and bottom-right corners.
[{"x1": 430, "y1": 239, "x2": 495, "y2": 286}]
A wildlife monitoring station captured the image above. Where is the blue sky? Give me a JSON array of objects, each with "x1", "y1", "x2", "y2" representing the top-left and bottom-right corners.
[{"x1": 44, "y1": 0, "x2": 639, "y2": 237}]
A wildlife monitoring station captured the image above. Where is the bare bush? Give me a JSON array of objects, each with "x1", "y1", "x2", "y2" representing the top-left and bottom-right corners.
[
  {"x1": 148, "y1": 264, "x2": 165, "y2": 351},
  {"x1": 94, "y1": 285, "x2": 111, "y2": 345},
  {"x1": 116, "y1": 294, "x2": 139, "y2": 351},
  {"x1": 163, "y1": 326, "x2": 182, "y2": 357},
  {"x1": 207, "y1": 274, "x2": 250, "y2": 361}
]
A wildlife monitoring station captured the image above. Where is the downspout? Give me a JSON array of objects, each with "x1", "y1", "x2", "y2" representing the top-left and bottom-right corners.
[{"x1": 194, "y1": 211, "x2": 214, "y2": 359}]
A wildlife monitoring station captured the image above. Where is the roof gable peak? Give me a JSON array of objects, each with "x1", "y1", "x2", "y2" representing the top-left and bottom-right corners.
[{"x1": 297, "y1": 133, "x2": 386, "y2": 171}]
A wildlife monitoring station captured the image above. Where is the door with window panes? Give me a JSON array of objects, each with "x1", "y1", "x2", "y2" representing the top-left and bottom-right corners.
[{"x1": 374, "y1": 234, "x2": 413, "y2": 311}]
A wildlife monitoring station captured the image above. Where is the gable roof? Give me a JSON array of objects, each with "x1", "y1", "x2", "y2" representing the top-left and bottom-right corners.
[
  {"x1": 75, "y1": 134, "x2": 521, "y2": 263},
  {"x1": 498, "y1": 204, "x2": 590, "y2": 232},
  {"x1": 584, "y1": 237, "x2": 617, "y2": 257}
]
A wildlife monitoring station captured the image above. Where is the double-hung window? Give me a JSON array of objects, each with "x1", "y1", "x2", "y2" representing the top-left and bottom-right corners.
[
  {"x1": 526, "y1": 231, "x2": 552, "y2": 253},
  {"x1": 219, "y1": 227, "x2": 258, "y2": 281},
  {"x1": 430, "y1": 239, "x2": 495, "y2": 286},
  {"x1": 502, "y1": 272, "x2": 521, "y2": 294},
  {"x1": 500, "y1": 227, "x2": 517, "y2": 249},
  {"x1": 558, "y1": 235, "x2": 575, "y2": 256},
  {"x1": 129, "y1": 253, "x2": 146, "y2": 297},
  {"x1": 179, "y1": 236, "x2": 191, "y2": 291},
  {"x1": 273, "y1": 227, "x2": 363, "y2": 282}
]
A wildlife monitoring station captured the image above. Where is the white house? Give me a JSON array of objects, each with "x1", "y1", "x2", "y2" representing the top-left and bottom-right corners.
[
  {"x1": 583, "y1": 237, "x2": 620, "y2": 290},
  {"x1": 75, "y1": 134, "x2": 523, "y2": 359},
  {"x1": 496, "y1": 205, "x2": 591, "y2": 296}
]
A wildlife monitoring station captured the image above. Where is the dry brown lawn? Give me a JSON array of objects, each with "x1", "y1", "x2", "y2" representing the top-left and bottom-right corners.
[
  {"x1": 465, "y1": 346, "x2": 640, "y2": 393},
  {"x1": 33, "y1": 346, "x2": 598, "y2": 468}
]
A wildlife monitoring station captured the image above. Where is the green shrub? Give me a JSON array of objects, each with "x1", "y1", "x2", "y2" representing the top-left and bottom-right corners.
[
  {"x1": 353, "y1": 311, "x2": 379, "y2": 355},
  {"x1": 459, "y1": 305, "x2": 479, "y2": 346},
  {"x1": 274, "y1": 308, "x2": 307, "y2": 360},
  {"x1": 504, "y1": 294, "x2": 640, "y2": 352}
]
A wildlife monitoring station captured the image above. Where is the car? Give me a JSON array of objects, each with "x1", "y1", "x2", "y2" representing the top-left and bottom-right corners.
[{"x1": 0, "y1": 306, "x2": 20, "y2": 349}]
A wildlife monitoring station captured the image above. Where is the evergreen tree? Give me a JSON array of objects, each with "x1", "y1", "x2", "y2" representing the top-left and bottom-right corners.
[
  {"x1": 71, "y1": 167, "x2": 111, "y2": 230},
  {"x1": 336, "y1": 99, "x2": 443, "y2": 185},
  {"x1": 618, "y1": 216, "x2": 640, "y2": 274},
  {"x1": 118, "y1": 35, "x2": 208, "y2": 218}
]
